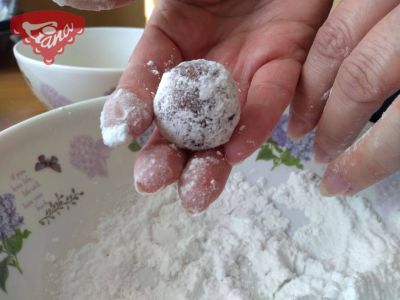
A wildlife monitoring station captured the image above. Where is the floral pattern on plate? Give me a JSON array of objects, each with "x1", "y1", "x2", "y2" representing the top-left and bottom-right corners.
[
  {"x1": 0, "y1": 193, "x2": 31, "y2": 293},
  {"x1": 258, "y1": 114, "x2": 315, "y2": 170},
  {"x1": 40, "y1": 83, "x2": 73, "y2": 109},
  {"x1": 69, "y1": 135, "x2": 111, "y2": 178},
  {"x1": 35, "y1": 155, "x2": 62, "y2": 173},
  {"x1": 39, "y1": 188, "x2": 84, "y2": 226}
]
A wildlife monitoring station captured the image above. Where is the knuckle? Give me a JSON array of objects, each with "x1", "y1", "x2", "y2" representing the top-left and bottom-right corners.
[
  {"x1": 366, "y1": 153, "x2": 392, "y2": 179},
  {"x1": 338, "y1": 51, "x2": 384, "y2": 104},
  {"x1": 254, "y1": 80, "x2": 294, "y2": 101},
  {"x1": 313, "y1": 18, "x2": 353, "y2": 60}
]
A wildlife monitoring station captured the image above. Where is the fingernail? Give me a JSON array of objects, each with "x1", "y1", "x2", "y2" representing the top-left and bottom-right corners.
[
  {"x1": 134, "y1": 144, "x2": 185, "y2": 194},
  {"x1": 288, "y1": 115, "x2": 308, "y2": 140},
  {"x1": 179, "y1": 152, "x2": 229, "y2": 214},
  {"x1": 179, "y1": 158, "x2": 216, "y2": 214},
  {"x1": 313, "y1": 143, "x2": 331, "y2": 163},
  {"x1": 320, "y1": 171, "x2": 351, "y2": 196},
  {"x1": 100, "y1": 89, "x2": 152, "y2": 147},
  {"x1": 133, "y1": 154, "x2": 162, "y2": 194}
]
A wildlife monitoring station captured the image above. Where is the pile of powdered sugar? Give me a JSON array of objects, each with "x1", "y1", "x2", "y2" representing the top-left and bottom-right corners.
[{"x1": 57, "y1": 171, "x2": 400, "y2": 300}]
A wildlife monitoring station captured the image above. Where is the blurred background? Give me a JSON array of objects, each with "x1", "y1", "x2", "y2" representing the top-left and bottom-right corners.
[
  {"x1": 19, "y1": 0, "x2": 147, "y2": 27},
  {"x1": 0, "y1": 0, "x2": 150, "y2": 130}
]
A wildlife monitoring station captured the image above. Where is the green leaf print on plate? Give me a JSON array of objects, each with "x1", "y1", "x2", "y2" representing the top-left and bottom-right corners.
[
  {"x1": 0, "y1": 193, "x2": 31, "y2": 293},
  {"x1": 39, "y1": 189, "x2": 85, "y2": 226},
  {"x1": 257, "y1": 139, "x2": 304, "y2": 170},
  {"x1": 257, "y1": 114, "x2": 315, "y2": 170},
  {"x1": 0, "y1": 229, "x2": 31, "y2": 293},
  {"x1": 128, "y1": 140, "x2": 141, "y2": 152}
]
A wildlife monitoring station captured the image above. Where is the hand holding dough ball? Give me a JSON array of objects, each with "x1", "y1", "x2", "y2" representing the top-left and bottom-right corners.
[{"x1": 154, "y1": 59, "x2": 240, "y2": 151}]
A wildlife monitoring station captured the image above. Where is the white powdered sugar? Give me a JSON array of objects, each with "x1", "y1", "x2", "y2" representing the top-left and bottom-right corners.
[
  {"x1": 100, "y1": 110, "x2": 130, "y2": 147},
  {"x1": 154, "y1": 59, "x2": 240, "y2": 151},
  {"x1": 146, "y1": 60, "x2": 161, "y2": 77},
  {"x1": 100, "y1": 89, "x2": 150, "y2": 147},
  {"x1": 56, "y1": 171, "x2": 400, "y2": 300}
]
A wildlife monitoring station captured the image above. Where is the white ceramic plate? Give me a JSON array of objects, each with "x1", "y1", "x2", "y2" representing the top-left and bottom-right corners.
[{"x1": 0, "y1": 97, "x2": 399, "y2": 299}]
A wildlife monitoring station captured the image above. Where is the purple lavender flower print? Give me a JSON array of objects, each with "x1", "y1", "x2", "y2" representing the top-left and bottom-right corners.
[
  {"x1": 69, "y1": 135, "x2": 112, "y2": 178},
  {"x1": 271, "y1": 114, "x2": 315, "y2": 161},
  {"x1": 0, "y1": 193, "x2": 24, "y2": 240},
  {"x1": 40, "y1": 83, "x2": 73, "y2": 109}
]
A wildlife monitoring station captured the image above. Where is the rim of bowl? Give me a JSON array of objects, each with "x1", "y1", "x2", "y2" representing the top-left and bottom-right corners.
[
  {"x1": 13, "y1": 27, "x2": 144, "y2": 73},
  {"x1": 0, "y1": 97, "x2": 106, "y2": 138}
]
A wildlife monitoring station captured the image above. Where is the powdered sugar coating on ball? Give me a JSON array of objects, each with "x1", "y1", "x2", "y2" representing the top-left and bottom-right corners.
[{"x1": 154, "y1": 59, "x2": 240, "y2": 151}]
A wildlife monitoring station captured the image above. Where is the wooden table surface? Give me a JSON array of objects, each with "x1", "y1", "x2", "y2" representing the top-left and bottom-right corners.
[{"x1": 0, "y1": 46, "x2": 47, "y2": 131}]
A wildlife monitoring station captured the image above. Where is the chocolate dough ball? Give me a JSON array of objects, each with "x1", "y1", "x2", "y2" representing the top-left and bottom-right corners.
[{"x1": 154, "y1": 59, "x2": 240, "y2": 151}]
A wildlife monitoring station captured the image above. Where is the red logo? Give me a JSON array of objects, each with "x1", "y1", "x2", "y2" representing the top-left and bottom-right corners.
[{"x1": 11, "y1": 11, "x2": 85, "y2": 65}]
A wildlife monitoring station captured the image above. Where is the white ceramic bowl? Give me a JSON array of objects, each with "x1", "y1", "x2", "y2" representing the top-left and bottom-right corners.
[
  {"x1": 13, "y1": 27, "x2": 143, "y2": 109},
  {"x1": 0, "y1": 98, "x2": 399, "y2": 298}
]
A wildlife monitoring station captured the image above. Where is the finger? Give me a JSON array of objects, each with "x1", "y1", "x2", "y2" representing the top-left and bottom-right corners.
[
  {"x1": 134, "y1": 129, "x2": 187, "y2": 194},
  {"x1": 313, "y1": 5, "x2": 400, "y2": 163},
  {"x1": 179, "y1": 150, "x2": 231, "y2": 214},
  {"x1": 101, "y1": 22, "x2": 182, "y2": 147},
  {"x1": 225, "y1": 58, "x2": 302, "y2": 164},
  {"x1": 320, "y1": 97, "x2": 400, "y2": 196},
  {"x1": 52, "y1": 0, "x2": 133, "y2": 10},
  {"x1": 288, "y1": 0, "x2": 400, "y2": 139}
]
